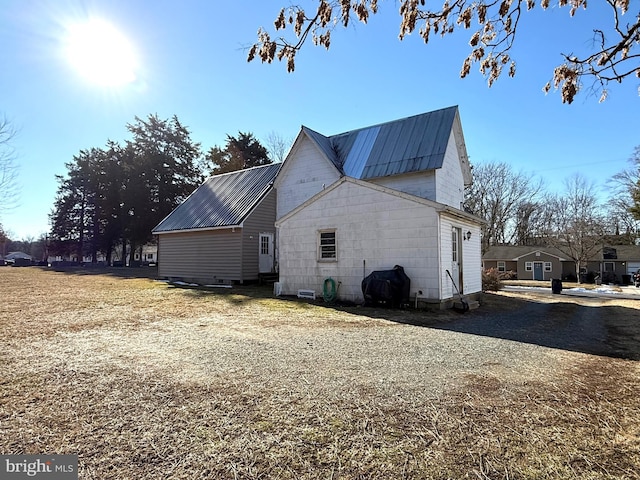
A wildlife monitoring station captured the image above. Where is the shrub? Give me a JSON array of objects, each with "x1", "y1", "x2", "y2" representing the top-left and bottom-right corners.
[{"x1": 482, "y1": 268, "x2": 503, "y2": 291}]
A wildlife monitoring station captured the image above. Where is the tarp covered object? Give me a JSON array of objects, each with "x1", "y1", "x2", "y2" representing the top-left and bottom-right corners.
[{"x1": 362, "y1": 265, "x2": 410, "y2": 307}]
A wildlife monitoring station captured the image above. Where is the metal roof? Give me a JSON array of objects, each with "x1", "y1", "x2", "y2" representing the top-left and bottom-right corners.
[
  {"x1": 152, "y1": 163, "x2": 280, "y2": 233},
  {"x1": 301, "y1": 126, "x2": 342, "y2": 170},
  {"x1": 325, "y1": 106, "x2": 458, "y2": 180}
]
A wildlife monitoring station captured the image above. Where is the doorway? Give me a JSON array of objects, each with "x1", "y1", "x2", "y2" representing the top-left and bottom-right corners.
[
  {"x1": 258, "y1": 233, "x2": 274, "y2": 273},
  {"x1": 451, "y1": 228, "x2": 463, "y2": 293},
  {"x1": 533, "y1": 261, "x2": 544, "y2": 281}
]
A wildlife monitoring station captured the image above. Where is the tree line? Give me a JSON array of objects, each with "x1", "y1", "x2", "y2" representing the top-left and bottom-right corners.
[
  {"x1": 46, "y1": 114, "x2": 276, "y2": 265},
  {"x1": 464, "y1": 146, "x2": 640, "y2": 277}
]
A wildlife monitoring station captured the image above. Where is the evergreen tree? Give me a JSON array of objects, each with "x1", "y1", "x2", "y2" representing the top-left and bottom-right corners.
[
  {"x1": 49, "y1": 114, "x2": 203, "y2": 265},
  {"x1": 123, "y1": 114, "x2": 203, "y2": 263},
  {"x1": 206, "y1": 132, "x2": 271, "y2": 175}
]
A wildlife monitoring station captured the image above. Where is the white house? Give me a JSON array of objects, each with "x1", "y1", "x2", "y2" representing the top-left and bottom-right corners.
[{"x1": 274, "y1": 106, "x2": 483, "y2": 307}]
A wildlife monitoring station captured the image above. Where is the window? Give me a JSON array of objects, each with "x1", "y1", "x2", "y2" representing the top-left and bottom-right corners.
[
  {"x1": 544, "y1": 262, "x2": 552, "y2": 272},
  {"x1": 318, "y1": 230, "x2": 336, "y2": 260},
  {"x1": 604, "y1": 262, "x2": 614, "y2": 272},
  {"x1": 525, "y1": 262, "x2": 532, "y2": 271},
  {"x1": 261, "y1": 236, "x2": 270, "y2": 255},
  {"x1": 452, "y1": 230, "x2": 459, "y2": 263},
  {"x1": 497, "y1": 261, "x2": 506, "y2": 272},
  {"x1": 146, "y1": 253, "x2": 154, "y2": 260}
]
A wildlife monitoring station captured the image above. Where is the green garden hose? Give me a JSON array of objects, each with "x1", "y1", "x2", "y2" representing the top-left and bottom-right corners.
[{"x1": 323, "y1": 277, "x2": 337, "y2": 303}]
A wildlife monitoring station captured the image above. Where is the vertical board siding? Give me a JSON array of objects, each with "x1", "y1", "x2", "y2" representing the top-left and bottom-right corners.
[
  {"x1": 157, "y1": 229, "x2": 243, "y2": 284},
  {"x1": 242, "y1": 190, "x2": 277, "y2": 279},
  {"x1": 278, "y1": 181, "x2": 441, "y2": 303},
  {"x1": 276, "y1": 137, "x2": 340, "y2": 219}
]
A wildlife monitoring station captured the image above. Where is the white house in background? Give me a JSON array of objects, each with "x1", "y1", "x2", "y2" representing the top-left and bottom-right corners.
[{"x1": 274, "y1": 106, "x2": 483, "y2": 307}]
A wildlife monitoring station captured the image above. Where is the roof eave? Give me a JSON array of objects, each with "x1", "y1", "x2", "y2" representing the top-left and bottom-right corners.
[{"x1": 153, "y1": 224, "x2": 242, "y2": 235}]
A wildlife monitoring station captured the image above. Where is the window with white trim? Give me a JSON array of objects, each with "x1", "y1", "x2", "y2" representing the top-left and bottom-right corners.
[
  {"x1": 318, "y1": 230, "x2": 336, "y2": 261},
  {"x1": 525, "y1": 262, "x2": 532, "y2": 271},
  {"x1": 544, "y1": 262, "x2": 552, "y2": 272},
  {"x1": 497, "y1": 261, "x2": 506, "y2": 272}
]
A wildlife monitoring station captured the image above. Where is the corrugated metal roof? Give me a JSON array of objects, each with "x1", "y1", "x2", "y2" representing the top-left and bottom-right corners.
[
  {"x1": 342, "y1": 126, "x2": 380, "y2": 178},
  {"x1": 329, "y1": 106, "x2": 458, "y2": 180},
  {"x1": 152, "y1": 163, "x2": 280, "y2": 233}
]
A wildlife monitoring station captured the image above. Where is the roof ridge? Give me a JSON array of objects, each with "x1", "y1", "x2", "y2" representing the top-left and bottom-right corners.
[{"x1": 328, "y1": 105, "x2": 458, "y2": 139}]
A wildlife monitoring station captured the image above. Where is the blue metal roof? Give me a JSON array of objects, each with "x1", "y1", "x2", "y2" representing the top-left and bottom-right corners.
[
  {"x1": 308, "y1": 106, "x2": 458, "y2": 180},
  {"x1": 152, "y1": 163, "x2": 280, "y2": 233}
]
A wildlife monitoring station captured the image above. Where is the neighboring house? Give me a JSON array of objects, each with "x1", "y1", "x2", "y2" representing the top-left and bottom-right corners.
[
  {"x1": 274, "y1": 106, "x2": 483, "y2": 307},
  {"x1": 152, "y1": 163, "x2": 280, "y2": 285},
  {"x1": 5, "y1": 251, "x2": 32, "y2": 265},
  {"x1": 483, "y1": 244, "x2": 640, "y2": 283},
  {"x1": 596, "y1": 245, "x2": 640, "y2": 283},
  {"x1": 131, "y1": 244, "x2": 158, "y2": 265},
  {"x1": 483, "y1": 246, "x2": 570, "y2": 281}
]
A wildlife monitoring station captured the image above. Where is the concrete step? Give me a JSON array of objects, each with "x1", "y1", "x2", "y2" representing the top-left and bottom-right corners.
[{"x1": 453, "y1": 298, "x2": 480, "y2": 311}]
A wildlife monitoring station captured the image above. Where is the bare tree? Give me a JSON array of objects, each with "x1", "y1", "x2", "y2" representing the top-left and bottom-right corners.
[
  {"x1": 249, "y1": 0, "x2": 639, "y2": 103},
  {"x1": 264, "y1": 131, "x2": 292, "y2": 163},
  {"x1": 545, "y1": 174, "x2": 606, "y2": 281},
  {"x1": 605, "y1": 146, "x2": 640, "y2": 243},
  {"x1": 0, "y1": 116, "x2": 20, "y2": 217},
  {"x1": 464, "y1": 161, "x2": 544, "y2": 253}
]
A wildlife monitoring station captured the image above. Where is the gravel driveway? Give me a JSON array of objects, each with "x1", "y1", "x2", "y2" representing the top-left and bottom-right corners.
[{"x1": 2, "y1": 269, "x2": 640, "y2": 479}]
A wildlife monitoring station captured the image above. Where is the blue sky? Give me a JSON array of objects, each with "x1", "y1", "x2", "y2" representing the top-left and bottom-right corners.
[{"x1": 1, "y1": 0, "x2": 638, "y2": 240}]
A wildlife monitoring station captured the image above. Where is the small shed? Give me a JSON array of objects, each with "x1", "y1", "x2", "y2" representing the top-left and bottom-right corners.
[{"x1": 152, "y1": 164, "x2": 279, "y2": 285}]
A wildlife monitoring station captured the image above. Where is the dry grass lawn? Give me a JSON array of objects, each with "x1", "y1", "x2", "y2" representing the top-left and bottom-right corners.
[{"x1": 1, "y1": 267, "x2": 639, "y2": 479}]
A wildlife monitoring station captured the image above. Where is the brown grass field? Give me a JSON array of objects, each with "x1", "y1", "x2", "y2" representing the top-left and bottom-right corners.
[{"x1": 1, "y1": 266, "x2": 639, "y2": 479}]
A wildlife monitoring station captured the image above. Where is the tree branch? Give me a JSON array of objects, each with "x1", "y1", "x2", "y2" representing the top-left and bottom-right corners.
[{"x1": 249, "y1": 0, "x2": 639, "y2": 103}]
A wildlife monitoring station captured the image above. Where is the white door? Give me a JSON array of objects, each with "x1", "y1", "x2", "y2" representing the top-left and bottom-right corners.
[
  {"x1": 451, "y1": 228, "x2": 463, "y2": 293},
  {"x1": 258, "y1": 233, "x2": 274, "y2": 273}
]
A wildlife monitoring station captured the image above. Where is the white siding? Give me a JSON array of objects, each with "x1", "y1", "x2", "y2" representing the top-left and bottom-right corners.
[
  {"x1": 278, "y1": 181, "x2": 442, "y2": 303},
  {"x1": 434, "y1": 130, "x2": 466, "y2": 209},
  {"x1": 275, "y1": 136, "x2": 341, "y2": 219},
  {"x1": 369, "y1": 170, "x2": 437, "y2": 201},
  {"x1": 439, "y1": 215, "x2": 482, "y2": 299}
]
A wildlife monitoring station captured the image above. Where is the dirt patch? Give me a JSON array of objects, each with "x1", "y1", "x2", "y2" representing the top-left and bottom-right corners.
[{"x1": 1, "y1": 268, "x2": 639, "y2": 479}]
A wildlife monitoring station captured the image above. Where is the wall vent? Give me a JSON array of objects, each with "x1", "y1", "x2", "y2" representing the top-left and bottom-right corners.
[{"x1": 297, "y1": 289, "x2": 316, "y2": 300}]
